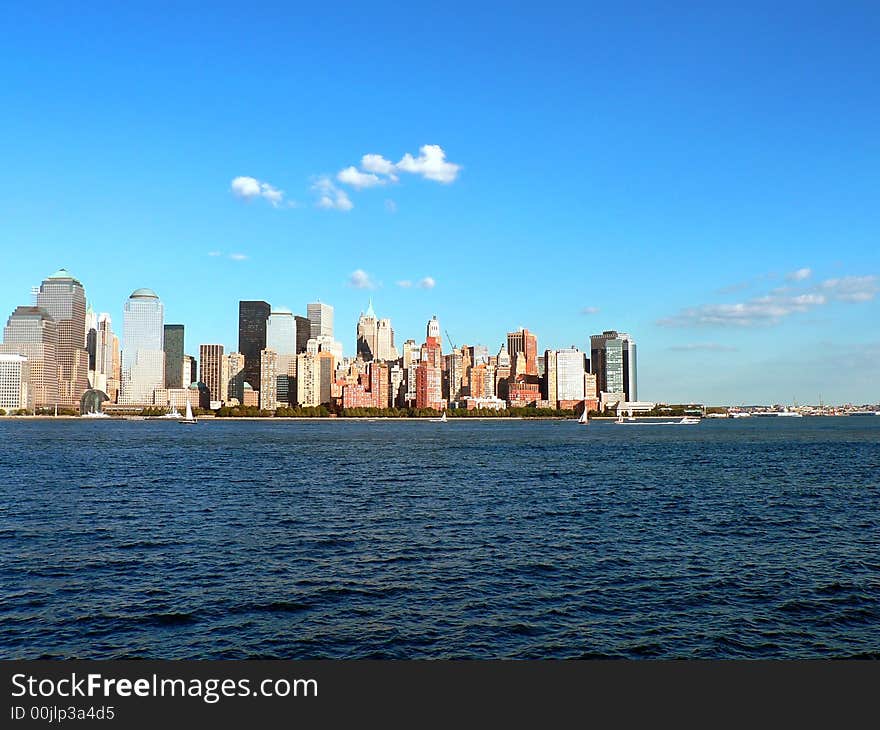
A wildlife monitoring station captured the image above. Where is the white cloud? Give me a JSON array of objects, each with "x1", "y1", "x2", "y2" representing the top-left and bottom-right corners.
[
  {"x1": 658, "y1": 275, "x2": 878, "y2": 327},
  {"x1": 418, "y1": 276, "x2": 436, "y2": 289},
  {"x1": 361, "y1": 154, "x2": 398, "y2": 179},
  {"x1": 397, "y1": 144, "x2": 461, "y2": 183},
  {"x1": 384, "y1": 198, "x2": 398, "y2": 213},
  {"x1": 229, "y1": 253, "x2": 248, "y2": 261},
  {"x1": 820, "y1": 275, "x2": 879, "y2": 302},
  {"x1": 348, "y1": 269, "x2": 377, "y2": 289},
  {"x1": 396, "y1": 280, "x2": 413, "y2": 288},
  {"x1": 580, "y1": 306, "x2": 600, "y2": 315},
  {"x1": 337, "y1": 166, "x2": 385, "y2": 190},
  {"x1": 208, "y1": 251, "x2": 222, "y2": 257},
  {"x1": 312, "y1": 176, "x2": 353, "y2": 211},
  {"x1": 787, "y1": 267, "x2": 812, "y2": 282},
  {"x1": 230, "y1": 176, "x2": 287, "y2": 207}
]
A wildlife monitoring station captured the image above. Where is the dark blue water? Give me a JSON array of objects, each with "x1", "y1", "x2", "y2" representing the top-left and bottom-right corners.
[{"x1": 2, "y1": 417, "x2": 879, "y2": 659}]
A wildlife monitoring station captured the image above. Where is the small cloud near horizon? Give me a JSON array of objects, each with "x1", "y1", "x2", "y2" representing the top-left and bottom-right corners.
[
  {"x1": 230, "y1": 176, "x2": 287, "y2": 207},
  {"x1": 580, "y1": 306, "x2": 600, "y2": 315},
  {"x1": 786, "y1": 267, "x2": 812, "y2": 282},
  {"x1": 418, "y1": 277, "x2": 436, "y2": 289}
]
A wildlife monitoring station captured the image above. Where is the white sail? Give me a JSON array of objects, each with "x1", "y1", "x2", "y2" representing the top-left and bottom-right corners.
[{"x1": 185, "y1": 401, "x2": 194, "y2": 421}]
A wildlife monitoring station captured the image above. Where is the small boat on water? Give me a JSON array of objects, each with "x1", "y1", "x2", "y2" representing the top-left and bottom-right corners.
[
  {"x1": 577, "y1": 409, "x2": 589, "y2": 425},
  {"x1": 178, "y1": 401, "x2": 198, "y2": 425},
  {"x1": 615, "y1": 415, "x2": 701, "y2": 426},
  {"x1": 429, "y1": 412, "x2": 448, "y2": 423}
]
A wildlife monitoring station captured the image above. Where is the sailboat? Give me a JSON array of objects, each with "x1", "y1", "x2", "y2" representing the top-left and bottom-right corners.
[
  {"x1": 429, "y1": 411, "x2": 448, "y2": 423},
  {"x1": 577, "y1": 408, "x2": 589, "y2": 425},
  {"x1": 178, "y1": 400, "x2": 198, "y2": 425}
]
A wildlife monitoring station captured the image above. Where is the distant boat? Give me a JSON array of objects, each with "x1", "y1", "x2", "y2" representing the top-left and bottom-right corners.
[
  {"x1": 577, "y1": 408, "x2": 589, "y2": 425},
  {"x1": 154, "y1": 402, "x2": 183, "y2": 420},
  {"x1": 178, "y1": 401, "x2": 198, "y2": 425},
  {"x1": 615, "y1": 416, "x2": 700, "y2": 426},
  {"x1": 429, "y1": 412, "x2": 447, "y2": 423}
]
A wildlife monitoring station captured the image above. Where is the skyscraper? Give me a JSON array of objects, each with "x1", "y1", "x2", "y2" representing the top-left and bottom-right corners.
[
  {"x1": 164, "y1": 324, "x2": 185, "y2": 389},
  {"x1": 199, "y1": 344, "x2": 224, "y2": 405},
  {"x1": 376, "y1": 318, "x2": 396, "y2": 361},
  {"x1": 590, "y1": 331, "x2": 637, "y2": 401},
  {"x1": 506, "y1": 328, "x2": 538, "y2": 376},
  {"x1": 1, "y1": 305, "x2": 59, "y2": 408},
  {"x1": 294, "y1": 315, "x2": 310, "y2": 353},
  {"x1": 238, "y1": 300, "x2": 270, "y2": 391},
  {"x1": 120, "y1": 288, "x2": 165, "y2": 405},
  {"x1": 0, "y1": 354, "x2": 27, "y2": 411},
  {"x1": 93, "y1": 313, "x2": 118, "y2": 397},
  {"x1": 36, "y1": 269, "x2": 89, "y2": 406},
  {"x1": 307, "y1": 301, "x2": 334, "y2": 340},
  {"x1": 260, "y1": 349, "x2": 278, "y2": 410},
  {"x1": 267, "y1": 308, "x2": 298, "y2": 355},
  {"x1": 426, "y1": 315, "x2": 441, "y2": 346},
  {"x1": 225, "y1": 352, "x2": 245, "y2": 403},
  {"x1": 356, "y1": 300, "x2": 378, "y2": 361},
  {"x1": 555, "y1": 347, "x2": 588, "y2": 403}
]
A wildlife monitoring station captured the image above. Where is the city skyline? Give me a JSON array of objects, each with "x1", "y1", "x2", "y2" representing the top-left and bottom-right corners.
[{"x1": 1, "y1": 4, "x2": 878, "y2": 404}]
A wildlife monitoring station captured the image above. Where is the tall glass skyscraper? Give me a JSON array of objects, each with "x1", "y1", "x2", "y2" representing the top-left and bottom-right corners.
[
  {"x1": 238, "y1": 301, "x2": 270, "y2": 390},
  {"x1": 35, "y1": 269, "x2": 89, "y2": 406},
  {"x1": 121, "y1": 289, "x2": 165, "y2": 405},
  {"x1": 164, "y1": 324, "x2": 185, "y2": 389},
  {"x1": 590, "y1": 330, "x2": 637, "y2": 401},
  {"x1": 266, "y1": 308, "x2": 297, "y2": 355}
]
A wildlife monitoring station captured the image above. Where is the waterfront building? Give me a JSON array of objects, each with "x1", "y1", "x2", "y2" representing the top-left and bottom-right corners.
[
  {"x1": 416, "y1": 324, "x2": 444, "y2": 410},
  {"x1": 545, "y1": 350, "x2": 557, "y2": 403},
  {"x1": 556, "y1": 347, "x2": 587, "y2": 402},
  {"x1": 446, "y1": 350, "x2": 463, "y2": 404},
  {"x1": 370, "y1": 361, "x2": 390, "y2": 408},
  {"x1": 1, "y1": 305, "x2": 59, "y2": 408},
  {"x1": 390, "y1": 363, "x2": 405, "y2": 407},
  {"x1": 495, "y1": 343, "x2": 511, "y2": 401},
  {"x1": 506, "y1": 328, "x2": 538, "y2": 376},
  {"x1": 120, "y1": 289, "x2": 165, "y2": 405},
  {"x1": 238, "y1": 300, "x2": 270, "y2": 392},
  {"x1": 85, "y1": 306, "x2": 97, "y2": 383},
  {"x1": 591, "y1": 330, "x2": 637, "y2": 402},
  {"x1": 93, "y1": 314, "x2": 118, "y2": 397},
  {"x1": 0, "y1": 354, "x2": 27, "y2": 410},
  {"x1": 463, "y1": 396, "x2": 506, "y2": 411},
  {"x1": 267, "y1": 308, "x2": 298, "y2": 356},
  {"x1": 508, "y1": 380, "x2": 541, "y2": 407},
  {"x1": 260, "y1": 349, "x2": 279, "y2": 410},
  {"x1": 199, "y1": 344, "x2": 224, "y2": 405},
  {"x1": 275, "y1": 353, "x2": 296, "y2": 406},
  {"x1": 164, "y1": 324, "x2": 185, "y2": 389},
  {"x1": 182, "y1": 355, "x2": 197, "y2": 388},
  {"x1": 307, "y1": 301, "x2": 334, "y2": 339},
  {"x1": 296, "y1": 351, "x2": 321, "y2": 407},
  {"x1": 153, "y1": 386, "x2": 202, "y2": 411},
  {"x1": 36, "y1": 269, "x2": 90, "y2": 406},
  {"x1": 225, "y1": 352, "x2": 245, "y2": 403},
  {"x1": 241, "y1": 383, "x2": 259, "y2": 407}
]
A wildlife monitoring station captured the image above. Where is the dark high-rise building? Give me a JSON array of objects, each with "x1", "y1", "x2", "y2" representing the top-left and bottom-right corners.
[
  {"x1": 164, "y1": 324, "x2": 185, "y2": 389},
  {"x1": 590, "y1": 330, "x2": 637, "y2": 401},
  {"x1": 238, "y1": 301, "x2": 270, "y2": 389},
  {"x1": 295, "y1": 316, "x2": 310, "y2": 353}
]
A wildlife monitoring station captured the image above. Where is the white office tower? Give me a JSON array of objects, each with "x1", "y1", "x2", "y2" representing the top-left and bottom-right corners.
[{"x1": 307, "y1": 301, "x2": 334, "y2": 340}]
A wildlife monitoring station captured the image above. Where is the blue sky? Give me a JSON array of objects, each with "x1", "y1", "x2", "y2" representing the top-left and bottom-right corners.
[{"x1": 1, "y1": 2, "x2": 878, "y2": 404}]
